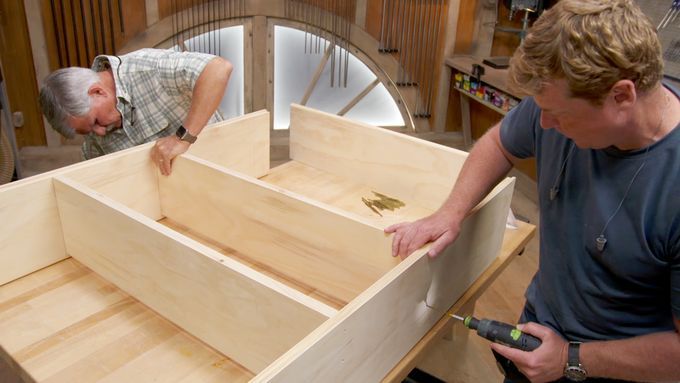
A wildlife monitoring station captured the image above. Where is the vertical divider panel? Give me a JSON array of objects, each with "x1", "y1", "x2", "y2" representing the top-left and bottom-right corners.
[
  {"x1": 159, "y1": 154, "x2": 400, "y2": 305},
  {"x1": 52, "y1": 175, "x2": 335, "y2": 374},
  {"x1": 186, "y1": 109, "x2": 271, "y2": 178}
]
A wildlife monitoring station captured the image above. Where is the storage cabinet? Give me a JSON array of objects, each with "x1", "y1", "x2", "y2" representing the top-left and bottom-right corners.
[{"x1": 0, "y1": 105, "x2": 514, "y2": 382}]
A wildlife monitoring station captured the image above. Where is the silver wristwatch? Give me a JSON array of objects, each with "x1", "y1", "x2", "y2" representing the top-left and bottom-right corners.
[{"x1": 564, "y1": 341, "x2": 587, "y2": 381}]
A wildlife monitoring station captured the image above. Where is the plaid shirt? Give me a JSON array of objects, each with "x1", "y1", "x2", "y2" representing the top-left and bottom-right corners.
[{"x1": 83, "y1": 48, "x2": 223, "y2": 159}]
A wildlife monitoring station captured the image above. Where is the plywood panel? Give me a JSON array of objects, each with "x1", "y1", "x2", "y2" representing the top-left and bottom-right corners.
[
  {"x1": 53, "y1": 176, "x2": 334, "y2": 373},
  {"x1": 0, "y1": 176, "x2": 66, "y2": 286},
  {"x1": 289, "y1": 104, "x2": 467, "y2": 211},
  {"x1": 255, "y1": 177, "x2": 515, "y2": 382},
  {"x1": 186, "y1": 110, "x2": 271, "y2": 177},
  {"x1": 62, "y1": 144, "x2": 162, "y2": 220},
  {"x1": 159, "y1": 154, "x2": 400, "y2": 305},
  {"x1": 0, "y1": 258, "x2": 254, "y2": 383}
]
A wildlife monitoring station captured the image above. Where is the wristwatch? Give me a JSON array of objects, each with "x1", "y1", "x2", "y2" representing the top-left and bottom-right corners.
[
  {"x1": 564, "y1": 341, "x2": 587, "y2": 381},
  {"x1": 175, "y1": 125, "x2": 197, "y2": 144}
]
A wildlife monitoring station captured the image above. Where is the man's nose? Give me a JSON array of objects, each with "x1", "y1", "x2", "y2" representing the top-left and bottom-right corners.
[{"x1": 92, "y1": 125, "x2": 108, "y2": 136}]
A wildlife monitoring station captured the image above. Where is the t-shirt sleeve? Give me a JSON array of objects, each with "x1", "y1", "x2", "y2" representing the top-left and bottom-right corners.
[
  {"x1": 499, "y1": 97, "x2": 542, "y2": 159},
  {"x1": 156, "y1": 50, "x2": 216, "y2": 96}
]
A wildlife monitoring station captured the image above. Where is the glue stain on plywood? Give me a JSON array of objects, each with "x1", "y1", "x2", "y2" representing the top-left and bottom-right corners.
[{"x1": 361, "y1": 191, "x2": 405, "y2": 217}]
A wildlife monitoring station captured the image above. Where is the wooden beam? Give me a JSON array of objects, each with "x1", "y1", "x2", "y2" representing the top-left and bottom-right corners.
[
  {"x1": 338, "y1": 78, "x2": 380, "y2": 116},
  {"x1": 53, "y1": 176, "x2": 334, "y2": 373},
  {"x1": 299, "y1": 44, "x2": 333, "y2": 106}
]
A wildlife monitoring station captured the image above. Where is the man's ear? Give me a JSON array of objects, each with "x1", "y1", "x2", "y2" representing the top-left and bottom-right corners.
[
  {"x1": 87, "y1": 83, "x2": 107, "y2": 97},
  {"x1": 610, "y1": 80, "x2": 636, "y2": 107}
]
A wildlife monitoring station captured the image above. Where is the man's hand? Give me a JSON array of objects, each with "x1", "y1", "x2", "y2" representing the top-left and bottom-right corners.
[
  {"x1": 384, "y1": 211, "x2": 461, "y2": 259},
  {"x1": 491, "y1": 322, "x2": 568, "y2": 383},
  {"x1": 150, "y1": 136, "x2": 191, "y2": 176}
]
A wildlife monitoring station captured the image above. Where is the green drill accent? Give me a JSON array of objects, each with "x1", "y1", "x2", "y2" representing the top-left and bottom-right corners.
[{"x1": 510, "y1": 328, "x2": 522, "y2": 341}]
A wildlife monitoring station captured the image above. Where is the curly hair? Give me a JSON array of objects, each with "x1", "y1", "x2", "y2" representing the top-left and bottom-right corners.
[{"x1": 508, "y1": 0, "x2": 663, "y2": 104}]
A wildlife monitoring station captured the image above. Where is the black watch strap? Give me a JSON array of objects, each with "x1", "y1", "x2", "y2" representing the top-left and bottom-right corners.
[
  {"x1": 564, "y1": 341, "x2": 587, "y2": 381},
  {"x1": 175, "y1": 125, "x2": 197, "y2": 144},
  {"x1": 568, "y1": 341, "x2": 580, "y2": 365}
]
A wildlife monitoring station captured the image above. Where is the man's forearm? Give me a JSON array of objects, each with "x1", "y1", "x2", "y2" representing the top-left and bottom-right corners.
[
  {"x1": 183, "y1": 57, "x2": 233, "y2": 135},
  {"x1": 582, "y1": 329, "x2": 680, "y2": 381},
  {"x1": 438, "y1": 123, "x2": 515, "y2": 221}
]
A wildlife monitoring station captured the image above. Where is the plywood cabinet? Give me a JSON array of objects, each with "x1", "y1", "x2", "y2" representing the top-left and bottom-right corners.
[{"x1": 0, "y1": 105, "x2": 514, "y2": 382}]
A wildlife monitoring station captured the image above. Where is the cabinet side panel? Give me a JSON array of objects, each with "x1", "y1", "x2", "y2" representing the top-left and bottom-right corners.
[
  {"x1": 159, "y1": 155, "x2": 399, "y2": 305},
  {"x1": 61, "y1": 145, "x2": 161, "y2": 220},
  {"x1": 0, "y1": 177, "x2": 67, "y2": 285},
  {"x1": 289, "y1": 104, "x2": 467, "y2": 211},
  {"x1": 187, "y1": 110, "x2": 270, "y2": 178},
  {"x1": 53, "y1": 176, "x2": 331, "y2": 374},
  {"x1": 254, "y1": 180, "x2": 515, "y2": 382}
]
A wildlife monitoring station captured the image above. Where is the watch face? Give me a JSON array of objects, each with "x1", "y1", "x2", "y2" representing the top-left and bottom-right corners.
[{"x1": 564, "y1": 366, "x2": 587, "y2": 381}]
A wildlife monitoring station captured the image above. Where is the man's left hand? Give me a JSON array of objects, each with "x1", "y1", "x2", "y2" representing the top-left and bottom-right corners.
[
  {"x1": 490, "y1": 322, "x2": 568, "y2": 383},
  {"x1": 150, "y1": 136, "x2": 191, "y2": 176}
]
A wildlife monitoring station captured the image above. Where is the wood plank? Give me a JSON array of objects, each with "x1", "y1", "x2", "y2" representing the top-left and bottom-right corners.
[
  {"x1": 186, "y1": 110, "x2": 271, "y2": 177},
  {"x1": 383, "y1": 220, "x2": 536, "y2": 382},
  {"x1": 159, "y1": 154, "x2": 400, "y2": 305},
  {"x1": 253, "y1": 179, "x2": 515, "y2": 382},
  {"x1": 61, "y1": 145, "x2": 162, "y2": 220},
  {"x1": 289, "y1": 104, "x2": 468, "y2": 211},
  {"x1": 261, "y1": 160, "x2": 433, "y2": 227},
  {"x1": 0, "y1": 258, "x2": 253, "y2": 383},
  {"x1": 53, "y1": 176, "x2": 334, "y2": 373},
  {"x1": 0, "y1": 176, "x2": 67, "y2": 286}
]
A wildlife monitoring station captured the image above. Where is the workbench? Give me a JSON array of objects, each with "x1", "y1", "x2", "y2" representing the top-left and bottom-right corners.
[{"x1": 0, "y1": 106, "x2": 532, "y2": 382}]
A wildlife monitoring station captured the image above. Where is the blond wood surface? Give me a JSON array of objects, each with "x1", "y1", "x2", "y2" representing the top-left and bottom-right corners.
[
  {"x1": 186, "y1": 110, "x2": 271, "y2": 177},
  {"x1": 0, "y1": 258, "x2": 254, "y2": 383},
  {"x1": 253, "y1": 185, "x2": 514, "y2": 381},
  {"x1": 262, "y1": 160, "x2": 434, "y2": 227},
  {"x1": 160, "y1": 155, "x2": 400, "y2": 305},
  {"x1": 289, "y1": 104, "x2": 468, "y2": 211},
  {"x1": 0, "y1": 176, "x2": 67, "y2": 287},
  {"x1": 53, "y1": 176, "x2": 332, "y2": 373},
  {"x1": 384, "y1": 220, "x2": 536, "y2": 382},
  {"x1": 0, "y1": 216, "x2": 532, "y2": 383},
  {"x1": 0, "y1": 111, "x2": 272, "y2": 287}
]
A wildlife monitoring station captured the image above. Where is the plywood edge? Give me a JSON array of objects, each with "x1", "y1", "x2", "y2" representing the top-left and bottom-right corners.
[
  {"x1": 290, "y1": 104, "x2": 465, "y2": 154},
  {"x1": 52, "y1": 175, "x2": 335, "y2": 373},
  {"x1": 161, "y1": 154, "x2": 399, "y2": 303},
  {"x1": 288, "y1": 104, "x2": 470, "y2": 210},
  {"x1": 188, "y1": 109, "x2": 271, "y2": 178}
]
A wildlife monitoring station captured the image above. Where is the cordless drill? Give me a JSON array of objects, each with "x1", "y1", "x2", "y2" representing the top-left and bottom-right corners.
[{"x1": 451, "y1": 314, "x2": 541, "y2": 351}]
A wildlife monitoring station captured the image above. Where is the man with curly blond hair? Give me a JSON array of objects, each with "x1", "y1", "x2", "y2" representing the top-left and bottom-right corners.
[{"x1": 386, "y1": 0, "x2": 680, "y2": 381}]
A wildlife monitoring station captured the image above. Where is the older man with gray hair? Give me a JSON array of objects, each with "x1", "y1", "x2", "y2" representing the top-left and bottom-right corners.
[{"x1": 39, "y1": 48, "x2": 232, "y2": 175}]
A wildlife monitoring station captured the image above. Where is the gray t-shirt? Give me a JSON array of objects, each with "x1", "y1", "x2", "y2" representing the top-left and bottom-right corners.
[{"x1": 500, "y1": 82, "x2": 680, "y2": 341}]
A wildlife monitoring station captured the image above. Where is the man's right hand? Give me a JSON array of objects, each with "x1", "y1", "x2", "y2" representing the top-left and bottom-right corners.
[{"x1": 384, "y1": 211, "x2": 462, "y2": 259}]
